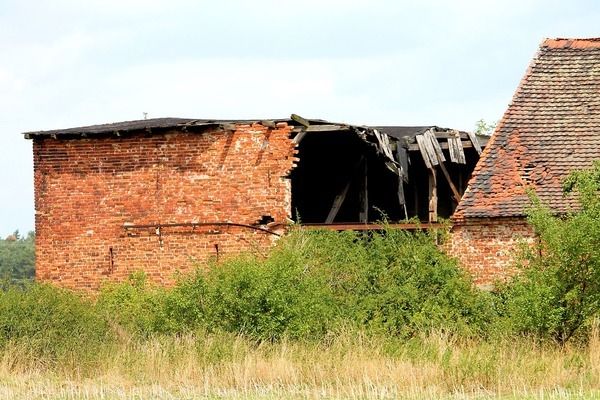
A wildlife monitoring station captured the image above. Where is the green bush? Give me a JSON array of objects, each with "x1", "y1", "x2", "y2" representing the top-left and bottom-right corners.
[
  {"x1": 285, "y1": 227, "x2": 493, "y2": 337},
  {"x1": 95, "y1": 226, "x2": 492, "y2": 341},
  {"x1": 0, "y1": 283, "x2": 110, "y2": 363},
  {"x1": 199, "y1": 251, "x2": 334, "y2": 340},
  {"x1": 96, "y1": 271, "x2": 206, "y2": 336},
  {"x1": 497, "y1": 161, "x2": 600, "y2": 343}
]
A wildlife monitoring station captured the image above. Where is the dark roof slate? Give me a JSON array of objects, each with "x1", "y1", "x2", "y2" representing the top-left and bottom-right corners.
[
  {"x1": 23, "y1": 118, "x2": 447, "y2": 142},
  {"x1": 22, "y1": 117, "x2": 269, "y2": 137},
  {"x1": 454, "y1": 38, "x2": 600, "y2": 220}
]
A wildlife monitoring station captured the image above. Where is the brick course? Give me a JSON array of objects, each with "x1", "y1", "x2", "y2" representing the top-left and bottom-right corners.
[
  {"x1": 448, "y1": 218, "x2": 536, "y2": 286},
  {"x1": 33, "y1": 123, "x2": 296, "y2": 290}
]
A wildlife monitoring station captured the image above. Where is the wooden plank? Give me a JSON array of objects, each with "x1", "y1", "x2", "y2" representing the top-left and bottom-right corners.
[
  {"x1": 290, "y1": 114, "x2": 310, "y2": 127},
  {"x1": 448, "y1": 137, "x2": 458, "y2": 163},
  {"x1": 428, "y1": 169, "x2": 438, "y2": 223},
  {"x1": 431, "y1": 131, "x2": 469, "y2": 140},
  {"x1": 305, "y1": 124, "x2": 348, "y2": 132},
  {"x1": 373, "y1": 129, "x2": 395, "y2": 161},
  {"x1": 455, "y1": 136, "x2": 466, "y2": 163},
  {"x1": 466, "y1": 129, "x2": 483, "y2": 155},
  {"x1": 292, "y1": 130, "x2": 307, "y2": 144},
  {"x1": 260, "y1": 120, "x2": 276, "y2": 128},
  {"x1": 425, "y1": 129, "x2": 446, "y2": 163},
  {"x1": 401, "y1": 131, "x2": 468, "y2": 144},
  {"x1": 416, "y1": 134, "x2": 438, "y2": 167},
  {"x1": 415, "y1": 135, "x2": 432, "y2": 168},
  {"x1": 447, "y1": 131, "x2": 466, "y2": 164},
  {"x1": 408, "y1": 140, "x2": 474, "y2": 151}
]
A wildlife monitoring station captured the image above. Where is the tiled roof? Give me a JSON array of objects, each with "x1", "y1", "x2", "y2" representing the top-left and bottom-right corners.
[{"x1": 454, "y1": 38, "x2": 600, "y2": 220}]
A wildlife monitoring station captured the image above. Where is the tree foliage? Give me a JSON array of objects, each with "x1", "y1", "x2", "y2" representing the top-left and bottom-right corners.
[
  {"x1": 501, "y1": 161, "x2": 600, "y2": 343},
  {"x1": 0, "y1": 230, "x2": 35, "y2": 284},
  {"x1": 474, "y1": 119, "x2": 497, "y2": 136}
]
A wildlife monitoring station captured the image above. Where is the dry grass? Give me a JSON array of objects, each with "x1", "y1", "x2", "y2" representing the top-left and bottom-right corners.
[{"x1": 1, "y1": 329, "x2": 600, "y2": 399}]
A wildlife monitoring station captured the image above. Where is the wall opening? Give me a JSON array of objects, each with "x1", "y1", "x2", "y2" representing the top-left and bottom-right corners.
[
  {"x1": 291, "y1": 131, "x2": 407, "y2": 223},
  {"x1": 290, "y1": 130, "x2": 482, "y2": 224}
]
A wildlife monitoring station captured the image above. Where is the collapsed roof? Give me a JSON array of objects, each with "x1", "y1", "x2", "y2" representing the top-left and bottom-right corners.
[{"x1": 24, "y1": 115, "x2": 486, "y2": 224}]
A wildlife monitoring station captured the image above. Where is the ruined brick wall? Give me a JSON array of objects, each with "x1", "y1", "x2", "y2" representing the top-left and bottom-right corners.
[
  {"x1": 33, "y1": 123, "x2": 296, "y2": 290},
  {"x1": 448, "y1": 218, "x2": 536, "y2": 286}
]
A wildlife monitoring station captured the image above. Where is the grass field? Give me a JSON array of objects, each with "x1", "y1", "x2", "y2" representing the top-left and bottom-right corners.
[{"x1": 2, "y1": 329, "x2": 600, "y2": 400}]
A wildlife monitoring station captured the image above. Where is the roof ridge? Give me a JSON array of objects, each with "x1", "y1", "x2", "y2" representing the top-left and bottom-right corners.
[{"x1": 543, "y1": 38, "x2": 600, "y2": 49}]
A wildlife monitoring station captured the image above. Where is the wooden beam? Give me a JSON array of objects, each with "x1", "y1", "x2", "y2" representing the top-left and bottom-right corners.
[
  {"x1": 403, "y1": 131, "x2": 469, "y2": 144},
  {"x1": 415, "y1": 135, "x2": 435, "y2": 168},
  {"x1": 436, "y1": 162, "x2": 462, "y2": 204},
  {"x1": 290, "y1": 114, "x2": 310, "y2": 127},
  {"x1": 396, "y1": 146, "x2": 409, "y2": 182},
  {"x1": 302, "y1": 222, "x2": 444, "y2": 231},
  {"x1": 260, "y1": 120, "x2": 276, "y2": 128},
  {"x1": 428, "y1": 169, "x2": 438, "y2": 223},
  {"x1": 466, "y1": 130, "x2": 483, "y2": 155},
  {"x1": 413, "y1": 181, "x2": 419, "y2": 219},
  {"x1": 292, "y1": 131, "x2": 307, "y2": 144},
  {"x1": 305, "y1": 124, "x2": 348, "y2": 132},
  {"x1": 424, "y1": 129, "x2": 446, "y2": 163},
  {"x1": 325, "y1": 156, "x2": 365, "y2": 223},
  {"x1": 408, "y1": 140, "x2": 475, "y2": 151},
  {"x1": 447, "y1": 134, "x2": 466, "y2": 164},
  {"x1": 326, "y1": 182, "x2": 351, "y2": 224}
]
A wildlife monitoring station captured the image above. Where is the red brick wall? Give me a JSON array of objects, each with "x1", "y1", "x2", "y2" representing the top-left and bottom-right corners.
[
  {"x1": 447, "y1": 218, "x2": 536, "y2": 286},
  {"x1": 33, "y1": 123, "x2": 296, "y2": 290}
]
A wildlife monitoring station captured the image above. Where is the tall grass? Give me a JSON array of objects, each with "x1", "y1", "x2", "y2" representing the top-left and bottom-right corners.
[
  {"x1": 2, "y1": 227, "x2": 600, "y2": 398},
  {"x1": 1, "y1": 330, "x2": 600, "y2": 399}
]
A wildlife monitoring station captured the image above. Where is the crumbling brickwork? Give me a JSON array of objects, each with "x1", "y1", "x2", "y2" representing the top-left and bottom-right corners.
[
  {"x1": 33, "y1": 122, "x2": 296, "y2": 290},
  {"x1": 448, "y1": 218, "x2": 536, "y2": 286}
]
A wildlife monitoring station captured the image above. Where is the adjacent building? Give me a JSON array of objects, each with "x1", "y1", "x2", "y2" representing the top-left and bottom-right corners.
[{"x1": 449, "y1": 38, "x2": 600, "y2": 284}]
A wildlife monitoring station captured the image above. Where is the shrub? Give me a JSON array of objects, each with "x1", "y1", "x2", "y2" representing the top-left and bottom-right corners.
[
  {"x1": 498, "y1": 161, "x2": 600, "y2": 343},
  {"x1": 0, "y1": 283, "x2": 110, "y2": 363},
  {"x1": 298, "y1": 228, "x2": 492, "y2": 337},
  {"x1": 96, "y1": 271, "x2": 205, "y2": 336},
  {"x1": 83, "y1": 225, "x2": 494, "y2": 341},
  {"x1": 247, "y1": 227, "x2": 494, "y2": 338},
  {"x1": 200, "y1": 250, "x2": 335, "y2": 340}
]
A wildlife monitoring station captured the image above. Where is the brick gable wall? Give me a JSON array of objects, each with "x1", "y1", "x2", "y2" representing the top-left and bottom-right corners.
[{"x1": 33, "y1": 122, "x2": 296, "y2": 290}]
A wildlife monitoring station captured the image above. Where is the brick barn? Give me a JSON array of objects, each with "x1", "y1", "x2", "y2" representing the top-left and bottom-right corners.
[
  {"x1": 448, "y1": 38, "x2": 600, "y2": 285},
  {"x1": 25, "y1": 116, "x2": 485, "y2": 290}
]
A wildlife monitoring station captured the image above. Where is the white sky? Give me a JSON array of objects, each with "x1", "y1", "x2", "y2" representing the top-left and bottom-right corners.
[{"x1": 1, "y1": 0, "x2": 599, "y2": 236}]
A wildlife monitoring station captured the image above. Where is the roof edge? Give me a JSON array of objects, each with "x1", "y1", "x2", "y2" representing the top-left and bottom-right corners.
[
  {"x1": 453, "y1": 39, "x2": 545, "y2": 219},
  {"x1": 542, "y1": 38, "x2": 600, "y2": 49}
]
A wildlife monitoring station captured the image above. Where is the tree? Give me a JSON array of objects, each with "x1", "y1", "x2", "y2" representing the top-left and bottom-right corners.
[
  {"x1": 474, "y1": 119, "x2": 496, "y2": 136},
  {"x1": 0, "y1": 230, "x2": 35, "y2": 284}
]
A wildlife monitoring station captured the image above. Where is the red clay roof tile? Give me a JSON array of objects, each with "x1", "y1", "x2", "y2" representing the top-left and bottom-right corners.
[{"x1": 454, "y1": 38, "x2": 600, "y2": 220}]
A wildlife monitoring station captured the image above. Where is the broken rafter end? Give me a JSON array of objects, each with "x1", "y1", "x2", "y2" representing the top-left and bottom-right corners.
[{"x1": 290, "y1": 114, "x2": 310, "y2": 127}]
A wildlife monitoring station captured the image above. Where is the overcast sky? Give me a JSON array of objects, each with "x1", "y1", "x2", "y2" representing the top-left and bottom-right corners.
[{"x1": 0, "y1": 0, "x2": 598, "y2": 236}]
